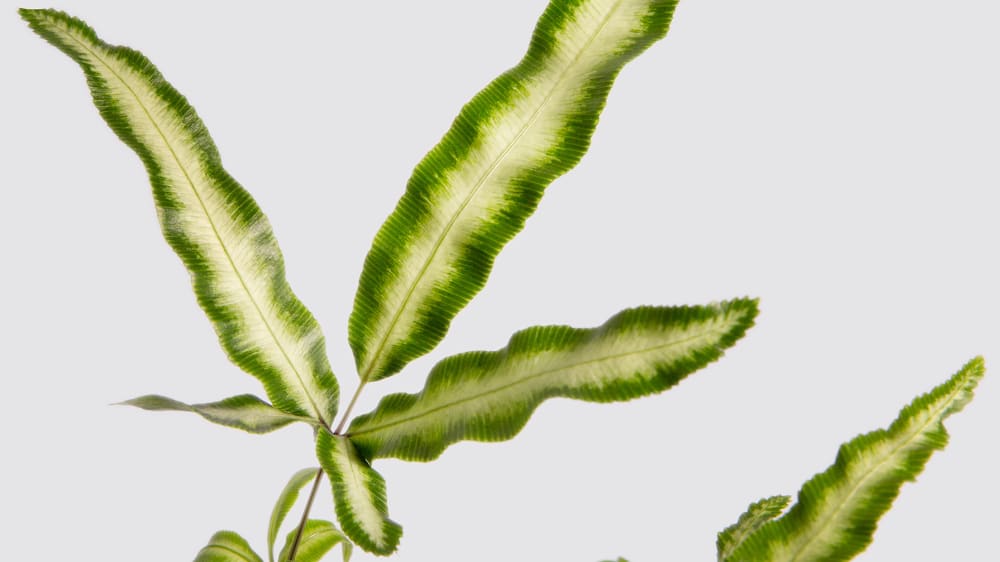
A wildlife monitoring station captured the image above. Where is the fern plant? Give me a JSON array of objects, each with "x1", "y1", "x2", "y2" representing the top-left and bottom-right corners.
[{"x1": 17, "y1": 2, "x2": 989, "y2": 561}]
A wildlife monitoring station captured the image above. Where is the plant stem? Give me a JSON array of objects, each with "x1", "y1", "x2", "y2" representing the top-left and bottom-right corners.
[
  {"x1": 289, "y1": 383, "x2": 364, "y2": 560},
  {"x1": 334, "y1": 382, "x2": 366, "y2": 434},
  {"x1": 286, "y1": 468, "x2": 324, "y2": 562}
]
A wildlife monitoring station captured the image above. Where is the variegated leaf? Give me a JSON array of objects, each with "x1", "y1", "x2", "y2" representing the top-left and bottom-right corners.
[
  {"x1": 268, "y1": 468, "x2": 322, "y2": 562},
  {"x1": 278, "y1": 520, "x2": 352, "y2": 562},
  {"x1": 349, "y1": 299, "x2": 757, "y2": 461},
  {"x1": 119, "y1": 394, "x2": 315, "y2": 434},
  {"x1": 316, "y1": 433, "x2": 401, "y2": 556},
  {"x1": 717, "y1": 496, "x2": 791, "y2": 561},
  {"x1": 20, "y1": 9, "x2": 339, "y2": 427},
  {"x1": 350, "y1": 0, "x2": 681, "y2": 382},
  {"x1": 725, "y1": 357, "x2": 986, "y2": 562},
  {"x1": 194, "y1": 531, "x2": 263, "y2": 562}
]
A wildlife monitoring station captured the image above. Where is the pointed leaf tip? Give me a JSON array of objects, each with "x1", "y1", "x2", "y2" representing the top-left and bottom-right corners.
[
  {"x1": 725, "y1": 357, "x2": 985, "y2": 562},
  {"x1": 349, "y1": 0, "x2": 681, "y2": 383},
  {"x1": 119, "y1": 394, "x2": 315, "y2": 434},
  {"x1": 21, "y1": 7, "x2": 340, "y2": 426},
  {"x1": 350, "y1": 298, "x2": 757, "y2": 461}
]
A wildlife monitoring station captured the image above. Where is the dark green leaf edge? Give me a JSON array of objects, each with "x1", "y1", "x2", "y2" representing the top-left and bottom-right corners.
[
  {"x1": 716, "y1": 495, "x2": 791, "y2": 561},
  {"x1": 349, "y1": 298, "x2": 758, "y2": 461},
  {"x1": 19, "y1": 8, "x2": 339, "y2": 425},
  {"x1": 726, "y1": 356, "x2": 986, "y2": 562},
  {"x1": 277, "y1": 520, "x2": 351, "y2": 562},
  {"x1": 316, "y1": 433, "x2": 402, "y2": 556},
  {"x1": 349, "y1": 0, "x2": 681, "y2": 382}
]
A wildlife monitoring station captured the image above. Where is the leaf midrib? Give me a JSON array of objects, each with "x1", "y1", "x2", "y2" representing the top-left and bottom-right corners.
[
  {"x1": 351, "y1": 326, "x2": 719, "y2": 439},
  {"x1": 360, "y1": 0, "x2": 626, "y2": 381},
  {"x1": 780, "y1": 375, "x2": 969, "y2": 562},
  {"x1": 59, "y1": 20, "x2": 328, "y2": 426}
]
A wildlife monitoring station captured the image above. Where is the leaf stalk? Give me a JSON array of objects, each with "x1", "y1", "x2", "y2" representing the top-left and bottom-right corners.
[
  {"x1": 286, "y1": 468, "x2": 324, "y2": 562},
  {"x1": 333, "y1": 383, "x2": 366, "y2": 434}
]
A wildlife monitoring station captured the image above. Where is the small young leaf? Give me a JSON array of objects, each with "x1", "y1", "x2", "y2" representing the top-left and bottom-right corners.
[
  {"x1": 725, "y1": 357, "x2": 986, "y2": 562},
  {"x1": 349, "y1": 299, "x2": 757, "y2": 461},
  {"x1": 717, "y1": 495, "x2": 791, "y2": 561},
  {"x1": 268, "y1": 468, "x2": 322, "y2": 562},
  {"x1": 119, "y1": 394, "x2": 315, "y2": 434},
  {"x1": 19, "y1": 8, "x2": 340, "y2": 427},
  {"x1": 315, "y1": 433, "x2": 402, "y2": 555},
  {"x1": 349, "y1": 0, "x2": 681, "y2": 383},
  {"x1": 277, "y1": 520, "x2": 352, "y2": 562},
  {"x1": 194, "y1": 531, "x2": 263, "y2": 562}
]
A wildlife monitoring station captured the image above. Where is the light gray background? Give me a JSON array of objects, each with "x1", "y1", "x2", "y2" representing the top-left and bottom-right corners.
[{"x1": 2, "y1": 1, "x2": 998, "y2": 560}]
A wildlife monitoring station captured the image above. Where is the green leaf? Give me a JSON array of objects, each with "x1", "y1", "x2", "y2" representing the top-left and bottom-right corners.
[
  {"x1": 19, "y1": 8, "x2": 339, "y2": 427},
  {"x1": 194, "y1": 531, "x2": 263, "y2": 562},
  {"x1": 717, "y1": 496, "x2": 791, "y2": 561},
  {"x1": 316, "y1": 433, "x2": 402, "y2": 555},
  {"x1": 725, "y1": 357, "x2": 986, "y2": 562},
  {"x1": 268, "y1": 468, "x2": 321, "y2": 562},
  {"x1": 277, "y1": 520, "x2": 352, "y2": 562},
  {"x1": 118, "y1": 394, "x2": 315, "y2": 434},
  {"x1": 349, "y1": 299, "x2": 757, "y2": 461},
  {"x1": 349, "y1": 0, "x2": 681, "y2": 382}
]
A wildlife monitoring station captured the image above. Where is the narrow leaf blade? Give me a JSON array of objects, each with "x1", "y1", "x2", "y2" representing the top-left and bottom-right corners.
[
  {"x1": 194, "y1": 531, "x2": 263, "y2": 562},
  {"x1": 268, "y1": 468, "x2": 321, "y2": 562},
  {"x1": 717, "y1": 496, "x2": 791, "y2": 561},
  {"x1": 350, "y1": 0, "x2": 680, "y2": 382},
  {"x1": 349, "y1": 299, "x2": 758, "y2": 461},
  {"x1": 19, "y1": 9, "x2": 339, "y2": 426},
  {"x1": 726, "y1": 357, "x2": 986, "y2": 562},
  {"x1": 316, "y1": 433, "x2": 402, "y2": 555},
  {"x1": 277, "y1": 520, "x2": 352, "y2": 562},
  {"x1": 119, "y1": 394, "x2": 314, "y2": 434}
]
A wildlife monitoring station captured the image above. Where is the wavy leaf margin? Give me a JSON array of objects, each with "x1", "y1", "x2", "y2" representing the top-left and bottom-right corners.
[
  {"x1": 20, "y1": 8, "x2": 339, "y2": 426},
  {"x1": 316, "y1": 433, "x2": 402, "y2": 556},
  {"x1": 349, "y1": 0, "x2": 681, "y2": 383},
  {"x1": 349, "y1": 298, "x2": 758, "y2": 461},
  {"x1": 725, "y1": 357, "x2": 986, "y2": 562},
  {"x1": 119, "y1": 394, "x2": 314, "y2": 434}
]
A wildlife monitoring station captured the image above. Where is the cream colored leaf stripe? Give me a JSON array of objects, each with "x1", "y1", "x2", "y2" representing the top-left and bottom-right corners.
[
  {"x1": 21, "y1": 9, "x2": 339, "y2": 426},
  {"x1": 349, "y1": 0, "x2": 680, "y2": 383},
  {"x1": 316, "y1": 433, "x2": 402, "y2": 555},
  {"x1": 349, "y1": 299, "x2": 757, "y2": 461},
  {"x1": 724, "y1": 357, "x2": 986, "y2": 562}
]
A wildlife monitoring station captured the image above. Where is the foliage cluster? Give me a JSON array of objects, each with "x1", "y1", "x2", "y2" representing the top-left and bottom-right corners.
[{"x1": 16, "y1": 2, "x2": 991, "y2": 561}]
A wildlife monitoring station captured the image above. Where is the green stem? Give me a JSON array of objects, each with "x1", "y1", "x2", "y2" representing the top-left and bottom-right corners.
[
  {"x1": 286, "y1": 468, "x2": 323, "y2": 562},
  {"x1": 333, "y1": 382, "x2": 366, "y2": 434}
]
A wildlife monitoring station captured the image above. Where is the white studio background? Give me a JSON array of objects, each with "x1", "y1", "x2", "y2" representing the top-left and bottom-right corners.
[{"x1": 1, "y1": 1, "x2": 997, "y2": 561}]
